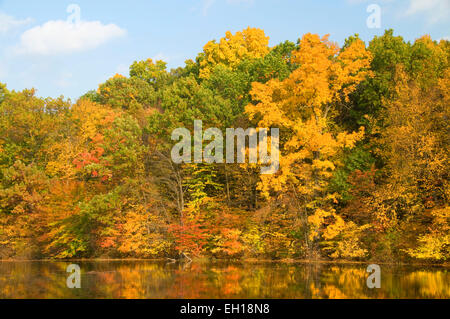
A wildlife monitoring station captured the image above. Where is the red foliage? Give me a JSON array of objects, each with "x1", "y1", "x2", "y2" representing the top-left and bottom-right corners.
[{"x1": 168, "y1": 216, "x2": 208, "y2": 257}]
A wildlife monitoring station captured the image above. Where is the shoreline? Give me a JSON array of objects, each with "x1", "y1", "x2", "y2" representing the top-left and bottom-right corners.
[{"x1": 1, "y1": 257, "x2": 449, "y2": 268}]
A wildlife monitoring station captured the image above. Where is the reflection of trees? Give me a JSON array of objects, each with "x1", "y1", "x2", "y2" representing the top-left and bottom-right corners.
[
  {"x1": 0, "y1": 262, "x2": 81, "y2": 298},
  {"x1": 404, "y1": 270, "x2": 450, "y2": 298},
  {"x1": 0, "y1": 262, "x2": 448, "y2": 299},
  {"x1": 84, "y1": 261, "x2": 174, "y2": 298},
  {"x1": 319, "y1": 266, "x2": 369, "y2": 299},
  {"x1": 314, "y1": 265, "x2": 449, "y2": 299}
]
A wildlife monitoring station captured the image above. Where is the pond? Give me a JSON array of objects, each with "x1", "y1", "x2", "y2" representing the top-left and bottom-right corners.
[{"x1": 0, "y1": 260, "x2": 448, "y2": 299}]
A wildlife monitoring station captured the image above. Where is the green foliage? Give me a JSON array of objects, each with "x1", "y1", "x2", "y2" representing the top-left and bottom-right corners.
[
  {"x1": 329, "y1": 144, "x2": 375, "y2": 202},
  {"x1": 130, "y1": 58, "x2": 170, "y2": 91},
  {"x1": 97, "y1": 75, "x2": 156, "y2": 113}
]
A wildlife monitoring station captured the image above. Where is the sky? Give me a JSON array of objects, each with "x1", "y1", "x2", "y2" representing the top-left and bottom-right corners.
[{"x1": 0, "y1": 0, "x2": 449, "y2": 100}]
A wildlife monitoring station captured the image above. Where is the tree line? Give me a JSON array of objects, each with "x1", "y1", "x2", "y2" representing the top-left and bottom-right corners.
[{"x1": 0, "y1": 28, "x2": 448, "y2": 262}]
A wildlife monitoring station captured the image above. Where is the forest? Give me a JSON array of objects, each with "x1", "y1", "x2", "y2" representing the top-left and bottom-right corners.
[{"x1": 0, "y1": 28, "x2": 448, "y2": 263}]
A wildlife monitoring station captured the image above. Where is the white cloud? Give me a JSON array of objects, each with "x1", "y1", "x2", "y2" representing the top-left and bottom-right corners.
[
  {"x1": 0, "y1": 12, "x2": 33, "y2": 34},
  {"x1": 14, "y1": 19, "x2": 126, "y2": 55},
  {"x1": 406, "y1": 0, "x2": 450, "y2": 23}
]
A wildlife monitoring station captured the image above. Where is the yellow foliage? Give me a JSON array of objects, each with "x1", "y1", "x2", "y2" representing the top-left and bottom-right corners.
[
  {"x1": 117, "y1": 206, "x2": 171, "y2": 258},
  {"x1": 199, "y1": 27, "x2": 270, "y2": 79},
  {"x1": 407, "y1": 207, "x2": 450, "y2": 261},
  {"x1": 245, "y1": 33, "x2": 372, "y2": 258}
]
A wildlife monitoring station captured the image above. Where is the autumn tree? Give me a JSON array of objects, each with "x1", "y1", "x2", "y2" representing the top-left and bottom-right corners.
[
  {"x1": 198, "y1": 27, "x2": 270, "y2": 79},
  {"x1": 246, "y1": 33, "x2": 372, "y2": 259},
  {"x1": 373, "y1": 66, "x2": 449, "y2": 261}
]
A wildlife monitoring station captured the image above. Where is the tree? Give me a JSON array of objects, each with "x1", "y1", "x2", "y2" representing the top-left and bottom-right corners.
[
  {"x1": 96, "y1": 73, "x2": 156, "y2": 115},
  {"x1": 246, "y1": 33, "x2": 372, "y2": 258},
  {"x1": 374, "y1": 67, "x2": 449, "y2": 261},
  {"x1": 198, "y1": 27, "x2": 270, "y2": 79}
]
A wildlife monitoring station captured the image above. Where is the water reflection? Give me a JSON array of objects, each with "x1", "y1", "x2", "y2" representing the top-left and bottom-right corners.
[{"x1": 0, "y1": 261, "x2": 448, "y2": 299}]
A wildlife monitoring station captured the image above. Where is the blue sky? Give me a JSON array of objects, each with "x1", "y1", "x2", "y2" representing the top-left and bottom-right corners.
[{"x1": 0, "y1": 0, "x2": 449, "y2": 100}]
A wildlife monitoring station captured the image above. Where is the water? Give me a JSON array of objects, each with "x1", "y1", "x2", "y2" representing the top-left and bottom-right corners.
[{"x1": 0, "y1": 260, "x2": 448, "y2": 299}]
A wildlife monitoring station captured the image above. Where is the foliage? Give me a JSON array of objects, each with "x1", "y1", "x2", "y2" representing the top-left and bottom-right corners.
[{"x1": 0, "y1": 29, "x2": 448, "y2": 263}]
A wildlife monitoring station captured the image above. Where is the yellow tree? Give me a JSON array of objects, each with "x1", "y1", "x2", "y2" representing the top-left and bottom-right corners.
[
  {"x1": 246, "y1": 33, "x2": 372, "y2": 258},
  {"x1": 377, "y1": 67, "x2": 449, "y2": 261},
  {"x1": 198, "y1": 27, "x2": 270, "y2": 79}
]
